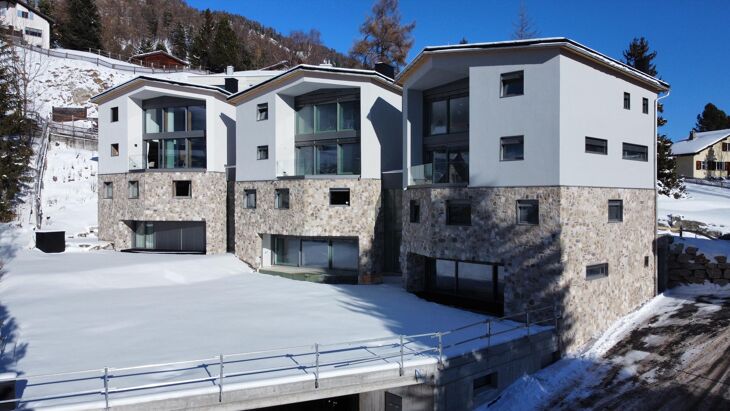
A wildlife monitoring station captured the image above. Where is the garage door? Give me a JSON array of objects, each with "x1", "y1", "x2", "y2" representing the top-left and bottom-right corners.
[{"x1": 133, "y1": 221, "x2": 206, "y2": 253}]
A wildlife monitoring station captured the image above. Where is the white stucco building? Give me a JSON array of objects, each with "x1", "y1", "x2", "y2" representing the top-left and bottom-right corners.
[{"x1": 0, "y1": 0, "x2": 51, "y2": 49}]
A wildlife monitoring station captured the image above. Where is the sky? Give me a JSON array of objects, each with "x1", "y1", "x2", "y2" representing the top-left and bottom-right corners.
[{"x1": 187, "y1": 0, "x2": 730, "y2": 142}]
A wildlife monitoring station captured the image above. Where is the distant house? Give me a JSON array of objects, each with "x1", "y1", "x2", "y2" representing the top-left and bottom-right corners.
[
  {"x1": 671, "y1": 129, "x2": 730, "y2": 178},
  {"x1": 129, "y1": 50, "x2": 189, "y2": 69},
  {"x1": 0, "y1": 0, "x2": 52, "y2": 49}
]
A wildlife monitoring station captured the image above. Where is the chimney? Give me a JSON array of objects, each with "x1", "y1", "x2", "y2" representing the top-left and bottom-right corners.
[
  {"x1": 224, "y1": 78, "x2": 239, "y2": 94},
  {"x1": 319, "y1": 59, "x2": 333, "y2": 68},
  {"x1": 374, "y1": 62, "x2": 395, "y2": 79},
  {"x1": 226, "y1": 65, "x2": 234, "y2": 75},
  {"x1": 689, "y1": 129, "x2": 696, "y2": 140}
]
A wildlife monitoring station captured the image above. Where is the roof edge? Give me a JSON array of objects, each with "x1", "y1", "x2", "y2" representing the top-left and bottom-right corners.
[{"x1": 90, "y1": 76, "x2": 231, "y2": 104}]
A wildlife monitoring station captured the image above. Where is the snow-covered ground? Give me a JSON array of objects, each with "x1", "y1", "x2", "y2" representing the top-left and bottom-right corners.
[{"x1": 658, "y1": 182, "x2": 730, "y2": 234}]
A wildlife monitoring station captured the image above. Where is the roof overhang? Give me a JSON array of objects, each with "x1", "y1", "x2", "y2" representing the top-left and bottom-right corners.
[
  {"x1": 396, "y1": 37, "x2": 670, "y2": 93},
  {"x1": 89, "y1": 76, "x2": 231, "y2": 105}
]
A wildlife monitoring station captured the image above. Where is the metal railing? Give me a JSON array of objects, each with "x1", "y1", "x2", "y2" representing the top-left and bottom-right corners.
[
  {"x1": 683, "y1": 178, "x2": 730, "y2": 189},
  {"x1": 48, "y1": 122, "x2": 97, "y2": 141},
  {"x1": 0, "y1": 305, "x2": 559, "y2": 409}
]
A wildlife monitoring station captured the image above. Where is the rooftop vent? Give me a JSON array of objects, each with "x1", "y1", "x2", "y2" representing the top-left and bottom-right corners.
[
  {"x1": 689, "y1": 129, "x2": 696, "y2": 140},
  {"x1": 224, "y1": 78, "x2": 239, "y2": 94},
  {"x1": 319, "y1": 59, "x2": 333, "y2": 68},
  {"x1": 374, "y1": 62, "x2": 395, "y2": 79},
  {"x1": 226, "y1": 66, "x2": 234, "y2": 75}
]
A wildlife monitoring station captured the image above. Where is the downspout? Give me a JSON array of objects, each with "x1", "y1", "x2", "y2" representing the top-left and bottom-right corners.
[{"x1": 655, "y1": 88, "x2": 671, "y2": 295}]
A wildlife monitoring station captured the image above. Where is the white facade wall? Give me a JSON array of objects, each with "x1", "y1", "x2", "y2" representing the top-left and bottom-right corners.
[
  {"x1": 0, "y1": 1, "x2": 50, "y2": 48},
  {"x1": 97, "y1": 84, "x2": 234, "y2": 175},
  {"x1": 235, "y1": 75, "x2": 402, "y2": 182}
]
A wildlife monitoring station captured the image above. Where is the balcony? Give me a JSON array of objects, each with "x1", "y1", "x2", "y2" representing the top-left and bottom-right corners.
[{"x1": 408, "y1": 159, "x2": 469, "y2": 186}]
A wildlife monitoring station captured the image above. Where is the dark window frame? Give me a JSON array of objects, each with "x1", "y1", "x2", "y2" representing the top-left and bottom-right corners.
[
  {"x1": 446, "y1": 200, "x2": 471, "y2": 226},
  {"x1": 608, "y1": 199, "x2": 623, "y2": 222},
  {"x1": 622, "y1": 142, "x2": 648, "y2": 162},
  {"x1": 110, "y1": 143, "x2": 119, "y2": 157},
  {"x1": 244, "y1": 189, "x2": 256, "y2": 209},
  {"x1": 275, "y1": 188, "x2": 290, "y2": 209},
  {"x1": 586, "y1": 263, "x2": 609, "y2": 280},
  {"x1": 409, "y1": 199, "x2": 421, "y2": 223},
  {"x1": 102, "y1": 181, "x2": 113, "y2": 199},
  {"x1": 500, "y1": 136, "x2": 524, "y2": 161},
  {"x1": 173, "y1": 180, "x2": 192, "y2": 198},
  {"x1": 111, "y1": 107, "x2": 119, "y2": 122},
  {"x1": 585, "y1": 137, "x2": 608, "y2": 155},
  {"x1": 642, "y1": 97, "x2": 649, "y2": 114},
  {"x1": 501, "y1": 71, "x2": 524, "y2": 97},
  {"x1": 516, "y1": 199, "x2": 539, "y2": 225},
  {"x1": 329, "y1": 188, "x2": 351, "y2": 206},
  {"x1": 128, "y1": 180, "x2": 139, "y2": 199},
  {"x1": 623, "y1": 92, "x2": 631, "y2": 110},
  {"x1": 257, "y1": 145, "x2": 269, "y2": 160},
  {"x1": 256, "y1": 103, "x2": 268, "y2": 121}
]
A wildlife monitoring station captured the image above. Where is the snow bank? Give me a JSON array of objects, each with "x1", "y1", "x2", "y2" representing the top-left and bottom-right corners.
[{"x1": 658, "y1": 182, "x2": 730, "y2": 234}]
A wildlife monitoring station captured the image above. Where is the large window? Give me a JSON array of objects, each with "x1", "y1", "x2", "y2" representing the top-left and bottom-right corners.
[
  {"x1": 145, "y1": 105, "x2": 206, "y2": 134},
  {"x1": 296, "y1": 101, "x2": 360, "y2": 135},
  {"x1": 622, "y1": 143, "x2": 648, "y2": 161},
  {"x1": 295, "y1": 142, "x2": 361, "y2": 176},
  {"x1": 585, "y1": 137, "x2": 607, "y2": 155},
  {"x1": 143, "y1": 102, "x2": 206, "y2": 170},
  {"x1": 426, "y1": 258, "x2": 505, "y2": 303},
  {"x1": 146, "y1": 138, "x2": 206, "y2": 169},
  {"x1": 426, "y1": 148, "x2": 469, "y2": 184},
  {"x1": 426, "y1": 96, "x2": 469, "y2": 136},
  {"x1": 273, "y1": 236, "x2": 359, "y2": 271}
]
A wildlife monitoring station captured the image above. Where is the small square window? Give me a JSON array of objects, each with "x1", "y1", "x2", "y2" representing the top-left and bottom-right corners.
[
  {"x1": 608, "y1": 199, "x2": 623, "y2": 222},
  {"x1": 111, "y1": 143, "x2": 119, "y2": 157},
  {"x1": 586, "y1": 263, "x2": 608, "y2": 279},
  {"x1": 111, "y1": 107, "x2": 119, "y2": 122},
  {"x1": 128, "y1": 180, "x2": 139, "y2": 199},
  {"x1": 644, "y1": 256, "x2": 650, "y2": 267},
  {"x1": 722, "y1": 142, "x2": 730, "y2": 152},
  {"x1": 622, "y1": 143, "x2": 648, "y2": 161},
  {"x1": 642, "y1": 98, "x2": 649, "y2": 114},
  {"x1": 517, "y1": 199, "x2": 539, "y2": 225},
  {"x1": 173, "y1": 180, "x2": 191, "y2": 198},
  {"x1": 103, "y1": 181, "x2": 113, "y2": 199},
  {"x1": 257, "y1": 103, "x2": 268, "y2": 121},
  {"x1": 585, "y1": 137, "x2": 607, "y2": 155},
  {"x1": 501, "y1": 71, "x2": 524, "y2": 97},
  {"x1": 275, "y1": 188, "x2": 289, "y2": 209},
  {"x1": 623, "y1": 92, "x2": 631, "y2": 110},
  {"x1": 409, "y1": 200, "x2": 420, "y2": 223},
  {"x1": 329, "y1": 188, "x2": 350, "y2": 206},
  {"x1": 446, "y1": 200, "x2": 471, "y2": 226},
  {"x1": 244, "y1": 189, "x2": 256, "y2": 209},
  {"x1": 501, "y1": 136, "x2": 524, "y2": 161},
  {"x1": 257, "y1": 145, "x2": 269, "y2": 160}
]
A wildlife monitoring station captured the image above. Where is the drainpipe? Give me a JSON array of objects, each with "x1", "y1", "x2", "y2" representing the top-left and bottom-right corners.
[{"x1": 655, "y1": 88, "x2": 671, "y2": 295}]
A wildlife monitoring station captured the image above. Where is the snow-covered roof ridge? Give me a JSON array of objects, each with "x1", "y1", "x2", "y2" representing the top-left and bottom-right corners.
[
  {"x1": 90, "y1": 75, "x2": 232, "y2": 104},
  {"x1": 129, "y1": 50, "x2": 189, "y2": 65},
  {"x1": 671, "y1": 128, "x2": 730, "y2": 156},
  {"x1": 396, "y1": 37, "x2": 670, "y2": 92}
]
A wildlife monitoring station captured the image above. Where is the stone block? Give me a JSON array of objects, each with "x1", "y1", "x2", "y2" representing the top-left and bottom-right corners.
[{"x1": 677, "y1": 254, "x2": 692, "y2": 263}]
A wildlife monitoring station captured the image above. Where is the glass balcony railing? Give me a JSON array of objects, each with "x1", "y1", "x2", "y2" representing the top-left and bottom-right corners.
[
  {"x1": 408, "y1": 162, "x2": 469, "y2": 186},
  {"x1": 129, "y1": 154, "x2": 145, "y2": 171},
  {"x1": 409, "y1": 163, "x2": 434, "y2": 185}
]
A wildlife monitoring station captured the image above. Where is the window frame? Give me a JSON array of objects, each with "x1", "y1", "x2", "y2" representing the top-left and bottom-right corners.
[
  {"x1": 446, "y1": 200, "x2": 471, "y2": 226},
  {"x1": 409, "y1": 199, "x2": 421, "y2": 223},
  {"x1": 642, "y1": 97, "x2": 649, "y2": 114},
  {"x1": 102, "y1": 181, "x2": 113, "y2": 199},
  {"x1": 500, "y1": 136, "x2": 524, "y2": 161},
  {"x1": 423, "y1": 78, "x2": 469, "y2": 138},
  {"x1": 257, "y1": 145, "x2": 269, "y2": 160},
  {"x1": 500, "y1": 71, "x2": 524, "y2": 98},
  {"x1": 256, "y1": 103, "x2": 268, "y2": 121},
  {"x1": 608, "y1": 199, "x2": 623, "y2": 222},
  {"x1": 516, "y1": 199, "x2": 539, "y2": 225},
  {"x1": 623, "y1": 92, "x2": 631, "y2": 110},
  {"x1": 110, "y1": 143, "x2": 119, "y2": 157},
  {"x1": 622, "y1": 143, "x2": 648, "y2": 162},
  {"x1": 329, "y1": 188, "x2": 351, "y2": 207},
  {"x1": 275, "y1": 188, "x2": 290, "y2": 210},
  {"x1": 244, "y1": 189, "x2": 256, "y2": 209},
  {"x1": 172, "y1": 180, "x2": 192, "y2": 198},
  {"x1": 585, "y1": 137, "x2": 608, "y2": 155},
  {"x1": 586, "y1": 263, "x2": 609, "y2": 280},
  {"x1": 111, "y1": 107, "x2": 119, "y2": 122},
  {"x1": 128, "y1": 180, "x2": 139, "y2": 199}
]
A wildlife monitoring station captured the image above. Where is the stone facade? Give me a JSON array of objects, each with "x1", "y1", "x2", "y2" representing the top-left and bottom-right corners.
[
  {"x1": 234, "y1": 178, "x2": 383, "y2": 276},
  {"x1": 98, "y1": 171, "x2": 227, "y2": 254},
  {"x1": 401, "y1": 186, "x2": 655, "y2": 352}
]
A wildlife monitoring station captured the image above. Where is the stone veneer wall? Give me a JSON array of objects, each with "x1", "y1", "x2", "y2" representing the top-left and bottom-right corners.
[
  {"x1": 98, "y1": 171, "x2": 227, "y2": 254},
  {"x1": 234, "y1": 178, "x2": 383, "y2": 276},
  {"x1": 401, "y1": 186, "x2": 655, "y2": 352}
]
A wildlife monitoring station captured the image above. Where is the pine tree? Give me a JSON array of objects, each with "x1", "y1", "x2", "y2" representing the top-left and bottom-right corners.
[
  {"x1": 170, "y1": 22, "x2": 189, "y2": 60},
  {"x1": 349, "y1": 0, "x2": 415, "y2": 70},
  {"x1": 209, "y1": 16, "x2": 241, "y2": 72},
  {"x1": 189, "y1": 9, "x2": 215, "y2": 69},
  {"x1": 694, "y1": 103, "x2": 730, "y2": 132},
  {"x1": 512, "y1": 0, "x2": 539, "y2": 40},
  {"x1": 623, "y1": 36, "x2": 684, "y2": 197},
  {"x1": 155, "y1": 42, "x2": 168, "y2": 53},
  {"x1": 137, "y1": 39, "x2": 154, "y2": 55},
  {"x1": 58, "y1": 0, "x2": 102, "y2": 51}
]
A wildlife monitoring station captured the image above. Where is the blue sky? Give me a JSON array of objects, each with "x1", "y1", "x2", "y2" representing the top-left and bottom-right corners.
[{"x1": 188, "y1": 0, "x2": 730, "y2": 141}]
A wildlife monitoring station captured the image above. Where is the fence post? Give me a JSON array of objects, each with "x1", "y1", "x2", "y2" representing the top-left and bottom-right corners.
[
  {"x1": 103, "y1": 367, "x2": 109, "y2": 410},
  {"x1": 399, "y1": 335, "x2": 404, "y2": 376},
  {"x1": 218, "y1": 354, "x2": 223, "y2": 402},
  {"x1": 314, "y1": 343, "x2": 320, "y2": 388},
  {"x1": 487, "y1": 320, "x2": 492, "y2": 348},
  {"x1": 526, "y1": 311, "x2": 531, "y2": 337},
  {"x1": 437, "y1": 332, "x2": 443, "y2": 368}
]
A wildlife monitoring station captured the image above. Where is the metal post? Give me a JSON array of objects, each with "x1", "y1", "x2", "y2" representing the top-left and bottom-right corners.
[
  {"x1": 487, "y1": 320, "x2": 492, "y2": 348},
  {"x1": 437, "y1": 332, "x2": 443, "y2": 368},
  {"x1": 218, "y1": 354, "x2": 224, "y2": 402},
  {"x1": 526, "y1": 311, "x2": 531, "y2": 337},
  {"x1": 399, "y1": 335, "x2": 404, "y2": 376},
  {"x1": 103, "y1": 367, "x2": 109, "y2": 410},
  {"x1": 314, "y1": 343, "x2": 320, "y2": 388}
]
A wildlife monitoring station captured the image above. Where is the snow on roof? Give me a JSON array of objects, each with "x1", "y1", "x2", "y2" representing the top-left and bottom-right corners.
[
  {"x1": 90, "y1": 75, "x2": 231, "y2": 104},
  {"x1": 397, "y1": 37, "x2": 670, "y2": 92},
  {"x1": 671, "y1": 129, "x2": 730, "y2": 156},
  {"x1": 129, "y1": 50, "x2": 189, "y2": 65}
]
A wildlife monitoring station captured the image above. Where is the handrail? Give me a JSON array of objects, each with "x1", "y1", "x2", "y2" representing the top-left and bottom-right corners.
[{"x1": 0, "y1": 304, "x2": 560, "y2": 409}]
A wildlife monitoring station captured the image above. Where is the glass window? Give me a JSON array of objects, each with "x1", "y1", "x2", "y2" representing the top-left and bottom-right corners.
[
  {"x1": 332, "y1": 240, "x2": 358, "y2": 270},
  {"x1": 330, "y1": 188, "x2": 350, "y2": 206},
  {"x1": 409, "y1": 200, "x2": 420, "y2": 223},
  {"x1": 501, "y1": 136, "x2": 524, "y2": 161},
  {"x1": 111, "y1": 143, "x2": 119, "y2": 157},
  {"x1": 173, "y1": 180, "x2": 191, "y2": 198},
  {"x1": 189, "y1": 138, "x2": 206, "y2": 168},
  {"x1": 622, "y1": 143, "x2": 648, "y2": 161},
  {"x1": 623, "y1": 92, "x2": 631, "y2": 110},
  {"x1": 275, "y1": 188, "x2": 289, "y2": 209},
  {"x1": 585, "y1": 137, "x2": 607, "y2": 155},
  {"x1": 608, "y1": 199, "x2": 623, "y2": 222},
  {"x1": 257, "y1": 103, "x2": 268, "y2": 121},
  {"x1": 642, "y1": 98, "x2": 649, "y2": 114},
  {"x1": 162, "y1": 138, "x2": 187, "y2": 168},
  {"x1": 431, "y1": 149, "x2": 448, "y2": 184},
  {"x1": 296, "y1": 145, "x2": 315, "y2": 175},
  {"x1": 315, "y1": 103, "x2": 338, "y2": 132},
  {"x1": 274, "y1": 237, "x2": 299, "y2": 266},
  {"x1": 103, "y1": 182, "x2": 113, "y2": 199},
  {"x1": 302, "y1": 240, "x2": 329, "y2": 268},
  {"x1": 244, "y1": 189, "x2": 256, "y2": 209},
  {"x1": 257, "y1": 145, "x2": 269, "y2": 160},
  {"x1": 135, "y1": 222, "x2": 155, "y2": 249},
  {"x1": 446, "y1": 200, "x2": 471, "y2": 226},
  {"x1": 459, "y1": 262, "x2": 493, "y2": 297},
  {"x1": 296, "y1": 105, "x2": 314, "y2": 134},
  {"x1": 165, "y1": 107, "x2": 186, "y2": 132},
  {"x1": 448, "y1": 150, "x2": 469, "y2": 183},
  {"x1": 189, "y1": 106, "x2": 206, "y2": 131},
  {"x1": 501, "y1": 71, "x2": 524, "y2": 97},
  {"x1": 517, "y1": 200, "x2": 539, "y2": 225},
  {"x1": 435, "y1": 259, "x2": 456, "y2": 290},
  {"x1": 586, "y1": 263, "x2": 608, "y2": 279},
  {"x1": 128, "y1": 181, "x2": 139, "y2": 199},
  {"x1": 428, "y1": 100, "x2": 448, "y2": 135},
  {"x1": 339, "y1": 143, "x2": 361, "y2": 174},
  {"x1": 449, "y1": 96, "x2": 469, "y2": 133},
  {"x1": 111, "y1": 107, "x2": 119, "y2": 122},
  {"x1": 145, "y1": 108, "x2": 163, "y2": 133},
  {"x1": 339, "y1": 101, "x2": 359, "y2": 130},
  {"x1": 146, "y1": 140, "x2": 159, "y2": 169},
  {"x1": 317, "y1": 144, "x2": 338, "y2": 174}
]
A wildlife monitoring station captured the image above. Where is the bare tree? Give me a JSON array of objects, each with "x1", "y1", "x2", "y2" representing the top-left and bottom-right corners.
[
  {"x1": 287, "y1": 29, "x2": 325, "y2": 65},
  {"x1": 349, "y1": 0, "x2": 415, "y2": 70},
  {"x1": 512, "y1": 0, "x2": 539, "y2": 40},
  {"x1": 10, "y1": 45, "x2": 48, "y2": 141}
]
